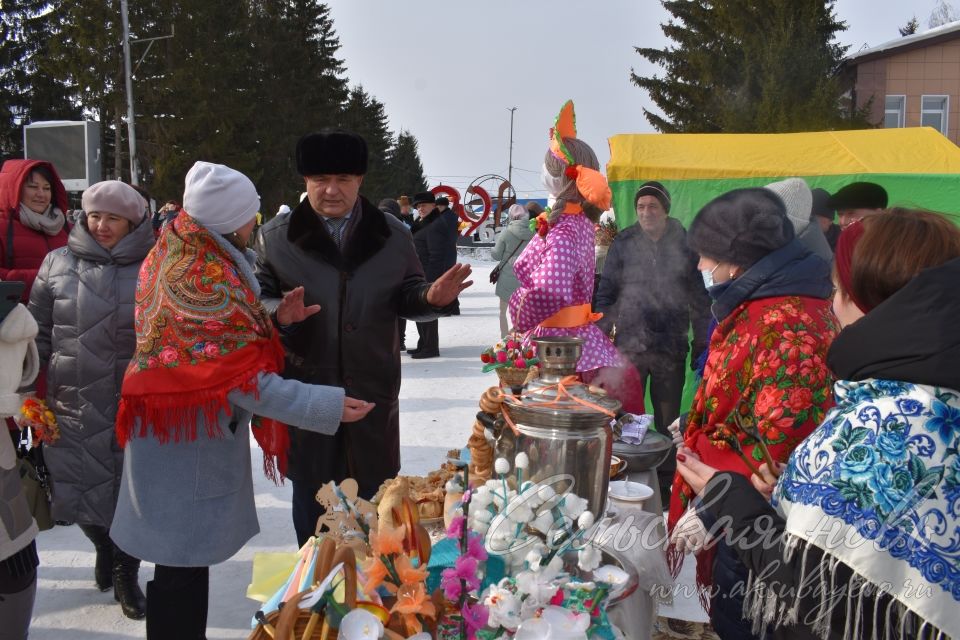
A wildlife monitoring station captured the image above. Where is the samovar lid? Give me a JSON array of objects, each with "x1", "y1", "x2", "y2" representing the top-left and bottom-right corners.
[{"x1": 503, "y1": 379, "x2": 621, "y2": 428}]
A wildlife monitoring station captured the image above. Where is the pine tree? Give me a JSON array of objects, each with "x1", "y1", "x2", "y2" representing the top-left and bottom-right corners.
[
  {"x1": 929, "y1": 1, "x2": 959, "y2": 28},
  {"x1": 632, "y1": 0, "x2": 866, "y2": 133},
  {"x1": 131, "y1": 0, "x2": 262, "y2": 202},
  {"x1": 0, "y1": 1, "x2": 82, "y2": 160},
  {"x1": 899, "y1": 16, "x2": 920, "y2": 36},
  {"x1": 339, "y1": 85, "x2": 393, "y2": 203},
  {"x1": 250, "y1": 0, "x2": 349, "y2": 216},
  {"x1": 384, "y1": 130, "x2": 428, "y2": 200}
]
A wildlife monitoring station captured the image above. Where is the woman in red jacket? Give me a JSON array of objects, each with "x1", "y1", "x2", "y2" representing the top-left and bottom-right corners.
[{"x1": 0, "y1": 159, "x2": 70, "y2": 301}]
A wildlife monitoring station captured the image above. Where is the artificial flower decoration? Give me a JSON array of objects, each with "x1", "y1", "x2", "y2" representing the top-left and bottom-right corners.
[
  {"x1": 481, "y1": 336, "x2": 539, "y2": 372},
  {"x1": 18, "y1": 396, "x2": 59, "y2": 443},
  {"x1": 390, "y1": 582, "x2": 436, "y2": 636},
  {"x1": 340, "y1": 608, "x2": 384, "y2": 640}
]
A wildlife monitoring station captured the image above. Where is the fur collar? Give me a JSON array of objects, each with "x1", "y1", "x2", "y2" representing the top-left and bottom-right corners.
[{"x1": 287, "y1": 196, "x2": 389, "y2": 271}]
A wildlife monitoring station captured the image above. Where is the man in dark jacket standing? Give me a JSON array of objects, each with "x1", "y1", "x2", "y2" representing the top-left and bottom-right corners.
[
  {"x1": 255, "y1": 130, "x2": 472, "y2": 545},
  {"x1": 409, "y1": 192, "x2": 459, "y2": 358},
  {"x1": 594, "y1": 182, "x2": 711, "y2": 496}
]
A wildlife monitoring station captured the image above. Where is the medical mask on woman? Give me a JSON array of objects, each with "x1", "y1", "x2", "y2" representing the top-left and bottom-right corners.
[{"x1": 701, "y1": 263, "x2": 721, "y2": 289}]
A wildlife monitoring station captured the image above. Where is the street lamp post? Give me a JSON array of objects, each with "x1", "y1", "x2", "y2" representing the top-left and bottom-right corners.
[{"x1": 508, "y1": 107, "x2": 517, "y2": 187}]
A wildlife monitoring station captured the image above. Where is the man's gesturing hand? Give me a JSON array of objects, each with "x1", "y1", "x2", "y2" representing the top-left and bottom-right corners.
[
  {"x1": 276, "y1": 286, "x2": 321, "y2": 326},
  {"x1": 426, "y1": 263, "x2": 473, "y2": 307}
]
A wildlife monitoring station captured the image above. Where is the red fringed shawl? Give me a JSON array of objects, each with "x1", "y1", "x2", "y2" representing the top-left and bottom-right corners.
[
  {"x1": 666, "y1": 296, "x2": 837, "y2": 608},
  {"x1": 116, "y1": 211, "x2": 290, "y2": 481}
]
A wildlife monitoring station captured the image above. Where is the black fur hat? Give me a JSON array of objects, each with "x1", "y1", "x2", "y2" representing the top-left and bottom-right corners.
[
  {"x1": 828, "y1": 182, "x2": 888, "y2": 210},
  {"x1": 688, "y1": 188, "x2": 795, "y2": 268},
  {"x1": 296, "y1": 129, "x2": 368, "y2": 176}
]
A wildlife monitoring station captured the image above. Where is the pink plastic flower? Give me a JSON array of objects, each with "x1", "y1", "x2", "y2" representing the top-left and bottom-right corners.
[
  {"x1": 514, "y1": 357, "x2": 526, "y2": 368},
  {"x1": 466, "y1": 533, "x2": 488, "y2": 562},
  {"x1": 446, "y1": 515, "x2": 466, "y2": 540},
  {"x1": 496, "y1": 351, "x2": 508, "y2": 363},
  {"x1": 462, "y1": 602, "x2": 489, "y2": 640}
]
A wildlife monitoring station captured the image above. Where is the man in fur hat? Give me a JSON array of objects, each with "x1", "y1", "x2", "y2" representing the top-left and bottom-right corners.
[{"x1": 255, "y1": 129, "x2": 472, "y2": 545}]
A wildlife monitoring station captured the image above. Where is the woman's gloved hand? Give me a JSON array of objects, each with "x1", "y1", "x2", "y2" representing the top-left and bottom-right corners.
[{"x1": 670, "y1": 507, "x2": 708, "y2": 555}]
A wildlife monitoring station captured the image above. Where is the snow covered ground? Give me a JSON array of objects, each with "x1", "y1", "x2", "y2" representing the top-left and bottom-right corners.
[{"x1": 29, "y1": 257, "x2": 704, "y2": 638}]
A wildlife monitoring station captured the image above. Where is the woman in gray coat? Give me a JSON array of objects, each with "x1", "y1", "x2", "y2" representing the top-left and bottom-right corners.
[
  {"x1": 490, "y1": 203, "x2": 536, "y2": 335},
  {"x1": 28, "y1": 180, "x2": 155, "y2": 619},
  {"x1": 110, "y1": 161, "x2": 373, "y2": 640}
]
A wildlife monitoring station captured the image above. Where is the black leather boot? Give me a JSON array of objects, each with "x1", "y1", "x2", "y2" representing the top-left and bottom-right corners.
[
  {"x1": 113, "y1": 546, "x2": 147, "y2": 620},
  {"x1": 77, "y1": 524, "x2": 113, "y2": 592}
]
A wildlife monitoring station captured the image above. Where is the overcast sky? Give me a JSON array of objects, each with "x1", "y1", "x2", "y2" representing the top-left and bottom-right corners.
[{"x1": 328, "y1": 0, "x2": 944, "y2": 198}]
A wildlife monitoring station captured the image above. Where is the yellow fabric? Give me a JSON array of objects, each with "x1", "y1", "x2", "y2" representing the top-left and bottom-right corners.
[
  {"x1": 246, "y1": 551, "x2": 301, "y2": 602},
  {"x1": 540, "y1": 303, "x2": 603, "y2": 328},
  {"x1": 607, "y1": 127, "x2": 960, "y2": 182}
]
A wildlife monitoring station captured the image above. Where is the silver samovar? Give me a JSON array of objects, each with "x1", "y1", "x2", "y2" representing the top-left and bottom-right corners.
[{"x1": 499, "y1": 336, "x2": 621, "y2": 520}]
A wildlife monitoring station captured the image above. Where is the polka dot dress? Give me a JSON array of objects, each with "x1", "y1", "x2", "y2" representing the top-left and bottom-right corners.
[{"x1": 508, "y1": 212, "x2": 623, "y2": 372}]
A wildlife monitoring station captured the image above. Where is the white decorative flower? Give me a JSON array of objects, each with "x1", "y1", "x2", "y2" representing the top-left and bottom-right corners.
[
  {"x1": 483, "y1": 583, "x2": 522, "y2": 631},
  {"x1": 515, "y1": 452, "x2": 530, "y2": 469},
  {"x1": 537, "y1": 485, "x2": 556, "y2": 502},
  {"x1": 471, "y1": 519, "x2": 490, "y2": 536},
  {"x1": 531, "y1": 510, "x2": 556, "y2": 535},
  {"x1": 577, "y1": 543, "x2": 603, "y2": 572},
  {"x1": 560, "y1": 494, "x2": 587, "y2": 520},
  {"x1": 495, "y1": 457, "x2": 511, "y2": 475},
  {"x1": 524, "y1": 546, "x2": 545, "y2": 569},
  {"x1": 577, "y1": 511, "x2": 595, "y2": 530},
  {"x1": 541, "y1": 605, "x2": 591, "y2": 634},
  {"x1": 472, "y1": 508, "x2": 493, "y2": 524},
  {"x1": 339, "y1": 608, "x2": 384, "y2": 640}
]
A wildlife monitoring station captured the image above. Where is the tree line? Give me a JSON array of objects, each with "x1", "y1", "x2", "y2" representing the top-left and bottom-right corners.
[
  {"x1": 0, "y1": 0, "x2": 427, "y2": 216},
  {"x1": 631, "y1": 0, "x2": 873, "y2": 133}
]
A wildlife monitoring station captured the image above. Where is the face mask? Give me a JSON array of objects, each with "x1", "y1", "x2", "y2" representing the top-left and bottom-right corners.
[
  {"x1": 541, "y1": 163, "x2": 566, "y2": 198},
  {"x1": 701, "y1": 263, "x2": 720, "y2": 289}
]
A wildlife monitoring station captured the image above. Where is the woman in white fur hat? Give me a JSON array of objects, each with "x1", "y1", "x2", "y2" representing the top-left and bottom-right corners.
[{"x1": 110, "y1": 162, "x2": 373, "y2": 639}]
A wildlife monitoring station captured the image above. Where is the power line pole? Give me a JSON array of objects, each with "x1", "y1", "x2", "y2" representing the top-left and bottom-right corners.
[
  {"x1": 120, "y1": 0, "x2": 138, "y2": 185},
  {"x1": 507, "y1": 107, "x2": 517, "y2": 186}
]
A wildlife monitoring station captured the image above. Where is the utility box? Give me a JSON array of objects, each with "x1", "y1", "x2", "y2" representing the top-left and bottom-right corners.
[{"x1": 23, "y1": 120, "x2": 101, "y2": 191}]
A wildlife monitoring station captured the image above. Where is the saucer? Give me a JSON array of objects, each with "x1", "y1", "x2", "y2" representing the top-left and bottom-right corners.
[{"x1": 608, "y1": 480, "x2": 654, "y2": 503}]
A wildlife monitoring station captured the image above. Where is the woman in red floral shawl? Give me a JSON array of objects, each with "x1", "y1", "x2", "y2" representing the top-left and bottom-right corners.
[{"x1": 668, "y1": 188, "x2": 837, "y2": 639}]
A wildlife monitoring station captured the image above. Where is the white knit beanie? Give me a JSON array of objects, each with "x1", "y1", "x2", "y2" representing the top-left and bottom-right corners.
[
  {"x1": 182, "y1": 161, "x2": 260, "y2": 234},
  {"x1": 765, "y1": 177, "x2": 813, "y2": 234}
]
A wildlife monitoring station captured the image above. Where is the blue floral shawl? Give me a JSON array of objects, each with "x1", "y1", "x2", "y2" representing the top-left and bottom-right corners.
[{"x1": 775, "y1": 378, "x2": 960, "y2": 639}]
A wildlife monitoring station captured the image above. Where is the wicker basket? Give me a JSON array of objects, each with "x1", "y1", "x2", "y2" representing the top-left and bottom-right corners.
[
  {"x1": 249, "y1": 541, "x2": 357, "y2": 640},
  {"x1": 496, "y1": 366, "x2": 531, "y2": 389}
]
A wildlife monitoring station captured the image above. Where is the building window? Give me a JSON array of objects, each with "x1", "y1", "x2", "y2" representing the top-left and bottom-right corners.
[
  {"x1": 921, "y1": 95, "x2": 949, "y2": 136},
  {"x1": 884, "y1": 95, "x2": 905, "y2": 128}
]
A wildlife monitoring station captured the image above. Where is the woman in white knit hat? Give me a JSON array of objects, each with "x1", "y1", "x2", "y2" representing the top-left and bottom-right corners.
[
  {"x1": 28, "y1": 179, "x2": 156, "y2": 620},
  {"x1": 110, "y1": 161, "x2": 373, "y2": 639}
]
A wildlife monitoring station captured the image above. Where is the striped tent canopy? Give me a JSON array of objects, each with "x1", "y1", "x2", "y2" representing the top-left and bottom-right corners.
[{"x1": 607, "y1": 127, "x2": 960, "y2": 229}]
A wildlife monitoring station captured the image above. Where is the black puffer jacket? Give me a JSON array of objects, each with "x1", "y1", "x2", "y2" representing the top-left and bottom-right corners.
[
  {"x1": 594, "y1": 218, "x2": 711, "y2": 358},
  {"x1": 28, "y1": 216, "x2": 155, "y2": 527},
  {"x1": 255, "y1": 197, "x2": 446, "y2": 495}
]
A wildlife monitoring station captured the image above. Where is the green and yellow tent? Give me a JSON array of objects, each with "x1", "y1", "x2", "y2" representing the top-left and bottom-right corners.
[
  {"x1": 607, "y1": 127, "x2": 960, "y2": 229},
  {"x1": 605, "y1": 127, "x2": 960, "y2": 419}
]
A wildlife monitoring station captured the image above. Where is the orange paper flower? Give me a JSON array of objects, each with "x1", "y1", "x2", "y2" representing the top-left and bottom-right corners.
[
  {"x1": 393, "y1": 554, "x2": 429, "y2": 586},
  {"x1": 360, "y1": 555, "x2": 390, "y2": 593},
  {"x1": 390, "y1": 582, "x2": 436, "y2": 635},
  {"x1": 370, "y1": 525, "x2": 405, "y2": 557}
]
